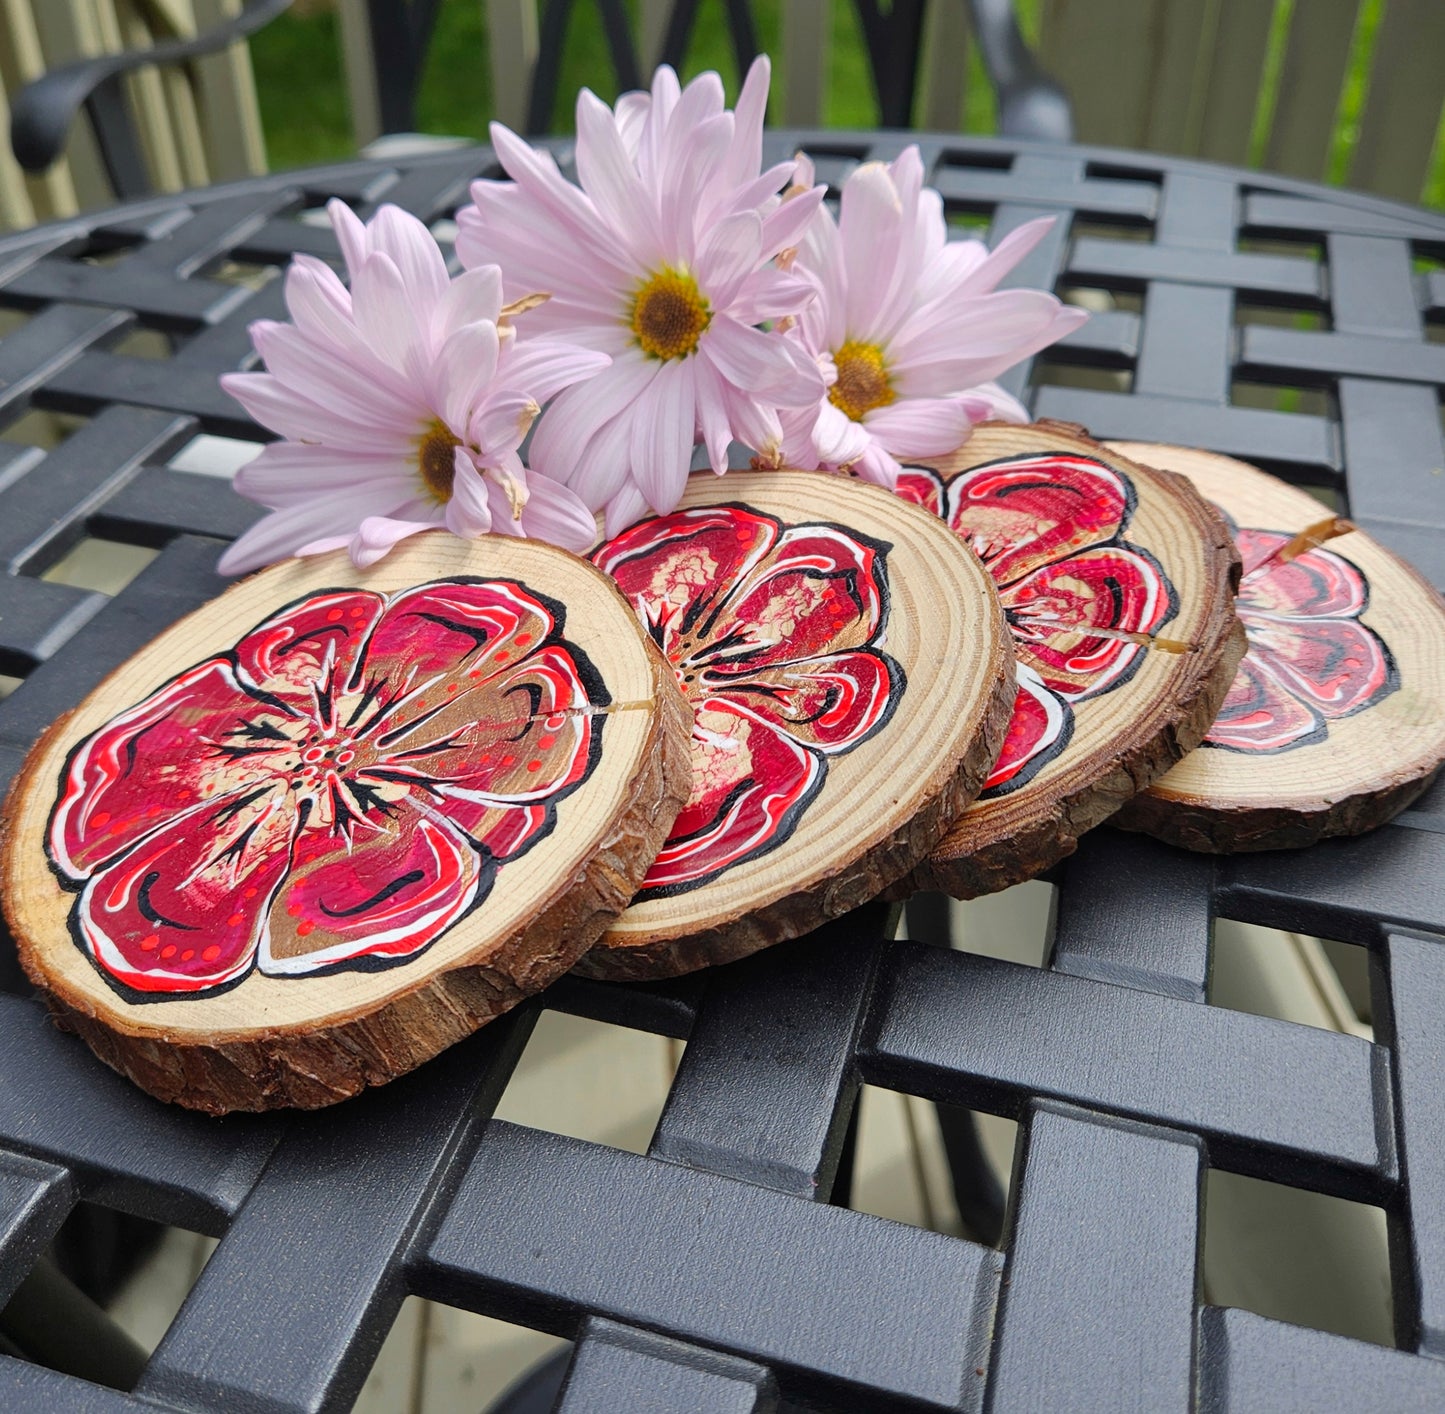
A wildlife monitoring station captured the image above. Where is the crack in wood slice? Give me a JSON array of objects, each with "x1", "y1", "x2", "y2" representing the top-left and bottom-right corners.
[
  {"x1": 1264, "y1": 515, "x2": 1355, "y2": 567},
  {"x1": 895, "y1": 421, "x2": 1245, "y2": 900},
  {"x1": 1108, "y1": 443, "x2": 1445, "y2": 853},
  {"x1": 1024, "y1": 620, "x2": 1196, "y2": 653},
  {"x1": 1, "y1": 533, "x2": 692, "y2": 1113},
  {"x1": 577, "y1": 471, "x2": 1016, "y2": 980}
]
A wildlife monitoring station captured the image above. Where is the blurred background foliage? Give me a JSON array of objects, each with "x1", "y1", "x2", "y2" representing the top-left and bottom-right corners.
[{"x1": 254, "y1": 0, "x2": 1442, "y2": 208}]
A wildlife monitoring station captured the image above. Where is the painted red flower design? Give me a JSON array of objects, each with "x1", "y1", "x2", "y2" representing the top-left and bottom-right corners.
[
  {"x1": 48, "y1": 580, "x2": 602, "y2": 997},
  {"x1": 595, "y1": 506, "x2": 900, "y2": 896},
  {"x1": 898, "y1": 453, "x2": 1175, "y2": 796},
  {"x1": 1204, "y1": 525, "x2": 1395, "y2": 752}
]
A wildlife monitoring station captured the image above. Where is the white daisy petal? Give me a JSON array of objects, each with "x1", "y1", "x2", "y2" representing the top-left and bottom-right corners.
[
  {"x1": 862, "y1": 397, "x2": 974, "y2": 458},
  {"x1": 568, "y1": 408, "x2": 635, "y2": 511},
  {"x1": 518, "y1": 472, "x2": 599, "y2": 552},
  {"x1": 812, "y1": 400, "x2": 872, "y2": 466},
  {"x1": 692, "y1": 356, "x2": 733, "y2": 475},
  {"x1": 219, "y1": 481, "x2": 411, "y2": 575},
  {"x1": 434, "y1": 265, "x2": 505, "y2": 347},
  {"x1": 435, "y1": 320, "x2": 501, "y2": 433},
  {"x1": 326, "y1": 198, "x2": 369, "y2": 278},
  {"x1": 529, "y1": 354, "x2": 658, "y2": 486},
  {"x1": 959, "y1": 380, "x2": 1030, "y2": 423},
  {"x1": 497, "y1": 340, "x2": 610, "y2": 406},
  {"x1": 838, "y1": 162, "x2": 906, "y2": 340},
  {"x1": 471, "y1": 388, "x2": 539, "y2": 456},
  {"x1": 351, "y1": 251, "x2": 421, "y2": 373},
  {"x1": 367, "y1": 204, "x2": 450, "y2": 312},
  {"x1": 604, "y1": 483, "x2": 651, "y2": 538},
  {"x1": 350, "y1": 515, "x2": 437, "y2": 568},
  {"x1": 444, "y1": 453, "x2": 494, "y2": 537},
  {"x1": 576, "y1": 89, "x2": 662, "y2": 267},
  {"x1": 234, "y1": 444, "x2": 406, "y2": 506},
  {"x1": 629, "y1": 358, "x2": 695, "y2": 513}
]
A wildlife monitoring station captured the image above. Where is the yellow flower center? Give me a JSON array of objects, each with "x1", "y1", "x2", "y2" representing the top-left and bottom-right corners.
[
  {"x1": 829, "y1": 340, "x2": 895, "y2": 421},
  {"x1": 630, "y1": 267, "x2": 711, "y2": 360},
  {"x1": 417, "y1": 420, "x2": 461, "y2": 503}
]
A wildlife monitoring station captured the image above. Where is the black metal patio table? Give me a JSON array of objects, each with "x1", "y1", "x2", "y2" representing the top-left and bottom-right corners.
[{"x1": 0, "y1": 130, "x2": 1443, "y2": 1413}]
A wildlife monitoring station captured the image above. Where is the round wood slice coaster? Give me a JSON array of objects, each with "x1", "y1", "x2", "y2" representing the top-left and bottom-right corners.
[
  {"x1": 1, "y1": 533, "x2": 691, "y2": 1113},
  {"x1": 1108, "y1": 443, "x2": 1445, "y2": 851},
  {"x1": 574, "y1": 471, "x2": 1016, "y2": 980},
  {"x1": 895, "y1": 421, "x2": 1246, "y2": 900}
]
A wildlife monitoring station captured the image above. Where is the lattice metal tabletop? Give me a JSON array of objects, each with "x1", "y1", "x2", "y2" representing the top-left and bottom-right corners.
[{"x1": 0, "y1": 133, "x2": 1443, "y2": 1413}]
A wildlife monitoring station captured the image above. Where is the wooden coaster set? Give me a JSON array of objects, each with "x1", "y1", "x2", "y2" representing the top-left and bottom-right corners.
[{"x1": 6, "y1": 426, "x2": 1444, "y2": 1113}]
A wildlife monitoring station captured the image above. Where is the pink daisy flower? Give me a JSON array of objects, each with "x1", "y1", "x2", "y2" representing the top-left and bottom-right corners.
[
  {"x1": 777, "y1": 147, "x2": 1089, "y2": 489},
  {"x1": 455, "y1": 58, "x2": 827, "y2": 535},
  {"x1": 218, "y1": 200, "x2": 609, "y2": 575}
]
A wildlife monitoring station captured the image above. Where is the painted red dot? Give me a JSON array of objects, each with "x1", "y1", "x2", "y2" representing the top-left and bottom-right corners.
[
  {"x1": 326, "y1": 608, "x2": 344, "y2": 622},
  {"x1": 545, "y1": 715, "x2": 565, "y2": 731},
  {"x1": 415, "y1": 700, "x2": 427, "y2": 710},
  {"x1": 146, "y1": 805, "x2": 162, "y2": 817},
  {"x1": 227, "y1": 912, "x2": 244, "y2": 927},
  {"x1": 160, "y1": 944, "x2": 177, "y2": 960},
  {"x1": 468, "y1": 669, "x2": 482, "y2": 679},
  {"x1": 501, "y1": 755, "x2": 515, "y2": 767},
  {"x1": 538, "y1": 734, "x2": 556, "y2": 749},
  {"x1": 493, "y1": 653, "x2": 508, "y2": 664},
  {"x1": 177, "y1": 789, "x2": 191, "y2": 800},
  {"x1": 202, "y1": 945, "x2": 221, "y2": 962},
  {"x1": 140, "y1": 934, "x2": 159, "y2": 952},
  {"x1": 90, "y1": 811, "x2": 111, "y2": 827},
  {"x1": 337, "y1": 749, "x2": 355, "y2": 766},
  {"x1": 350, "y1": 604, "x2": 367, "y2": 618},
  {"x1": 447, "y1": 684, "x2": 459, "y2": 693},
  {"x1": 244, "y1": 887, "x2": 258, "y2": 899},
  {"x1": 515, "y1": 633, "x2": 532, "y2": 646},
  {"x1": 109, "y1": 820, "x2": 128, "y2": 834},
  {"x1": 181, "y1": 949, "x2": 195, "y2": 962},
  {"x1": 735, "y1": 531, "x2": 753, "y2": 543},
  {"x1": 526, "y1": 759, "x2": 542, "y2": 772},
  {"x1": 296, "y1": 920, "x2": 315, "y2": 937},
  {"x1": 286, "y1": 902, "x2": 301, "y2": 917}
]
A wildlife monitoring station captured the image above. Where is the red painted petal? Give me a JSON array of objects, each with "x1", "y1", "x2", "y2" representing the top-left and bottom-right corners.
[
  {"x1": 1237, "y1": 530, "x2": 1368, "y2": 618},
  {"x1": 1205, "y1": 653, "x2": 1323, "y2": 753},
  {"x1": 982, "y1": 665, "x2": 1070, "y2": 795},
  {"x1": 1241, "y1": 608, "x2": 1394, "y2": 720},
  {"x1": 49, "y1": 659, "x2": 275, "y2": 879},
  {"x1": 945, "y1": 453, "x2": 1130, "y2": 587},
  {"x1": 706, "y1": 650, "x2": 896, "y2": 754},
  {"x1": 595, "y1": 506, "x2": 779, "y2": 656},
  {"x1": 368, "y1": 642, "x2": 598, "y2": 850},
  {"x1": 74, "y1": 788, "x2": 296, "y2": 994},
  {"x1": 233, "y1": 589, "x2": 385, "y2": 709},
  {"x1": 1000, "y1": 544, "x2": 1171, "y2": 699},
  {"x1": 363, "y1": 579, "x2": 556, "y2": 682},
  {"x1": 260, "y1": 809, "x2": 480, "y2": 974},
  {"x1": 701, "y1": 524, "x2": 887, "y2": 675},
  {"x1": 895, "y1": 467, "x2": 945, "y2": 517},
  {"x1": 346, "y1": 579, "x2": 565, "y2": 751},
  {"x1": 639, "y1": 697, "x2": 819, "y2": 895}
]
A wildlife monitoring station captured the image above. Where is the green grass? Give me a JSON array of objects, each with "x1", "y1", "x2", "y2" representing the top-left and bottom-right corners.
[{"x1": 249, "y1": 0, "x2": 1442, "y2": 207}]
